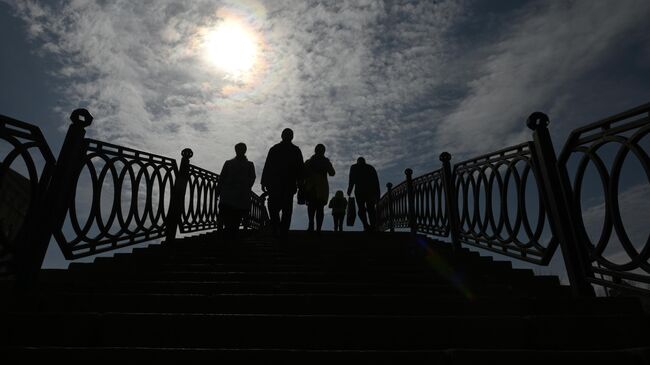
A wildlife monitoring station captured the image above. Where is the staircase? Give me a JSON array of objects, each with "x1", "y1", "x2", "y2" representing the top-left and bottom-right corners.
[{"x1": 1, "y1": 232, "x2": 649, "y2": 363}]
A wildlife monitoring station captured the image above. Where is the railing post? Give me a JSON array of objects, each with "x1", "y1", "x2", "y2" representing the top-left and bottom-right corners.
[
  {"x1": 405, "y1": 168, "x2": 416, "y2": 234},
  {"x1": 165, "y1": 148, "x2": 192, "y2": 244},
  {"x1": 527, "y1": 112, "x2": 595, "y2": 297},
  {"x1": 386, "y1": 183, "x2": 395, "y2": 233},
  {"x1": 440, "y1": 152, "x2": 461, "y2": 250},
  {"x1": 15, "y1": 108, "x2": 93, "y2": 286}
]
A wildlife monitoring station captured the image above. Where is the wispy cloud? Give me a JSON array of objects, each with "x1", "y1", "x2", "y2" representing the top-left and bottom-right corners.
[
  {"x1": 434, "y1": 0, "x2": 650, "y2": 160},
  {"x1": 5, "y1": 0, "x2": 464, "y2": 192},
  {"x1": 5, "y1": 0, "x2": 650, "y2": 196}
]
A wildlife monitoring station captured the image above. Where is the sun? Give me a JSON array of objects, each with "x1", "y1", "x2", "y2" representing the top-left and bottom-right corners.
[{"x1": 202, "y1": 18, "x2": 258, "y2": 80}]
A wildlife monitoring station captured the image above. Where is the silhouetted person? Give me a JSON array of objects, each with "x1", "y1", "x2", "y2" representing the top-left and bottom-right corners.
[
  {"x1": 303, "y1": 144, "x2": 335, "y2": 232},
  {"x1": 216, "y1": 143, "x2": 256, "y2": 241},
  {"x1": 261, "y1": 128, "x2": 304, "y2": 238},
  {"x1": 347, "y1": 157, "x2": 380, "y2": 231},
  {"x1": 328, "y1": 190, "x2": 347, "y2": 232}
]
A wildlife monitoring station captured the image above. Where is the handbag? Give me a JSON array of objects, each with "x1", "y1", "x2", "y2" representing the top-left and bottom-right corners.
[{"x1": 346, "y1": 197, "x2": 356, "y2": 226}]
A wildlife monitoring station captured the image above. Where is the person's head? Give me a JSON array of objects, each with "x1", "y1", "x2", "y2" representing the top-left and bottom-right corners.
[
  {"x1": 235, "y1": 142, "x2": 247, "y2": 157},
  {"x1": 335, "y1": 190, "x2": 344, "y2": 198},
  {"x1": 357, "y1": 157, "x2": 366, "y2": 165},
  {"x1": 315, "y1": 144, "x2": 325, "y2": 156},
  {"x1": 281, "y1": 128, "x2": 294, "y2": 142}
]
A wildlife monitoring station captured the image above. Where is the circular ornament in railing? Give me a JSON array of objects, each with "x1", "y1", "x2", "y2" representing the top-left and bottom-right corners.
[
  {"x1": 69, "y1": 108, "x2": 94, "y2": 127},
  {"x1": 439, "y1": 152, "x2": 451, "y2": 162},
  {"x1": 526, "y1": 112, "x2": 549, "y2": 130},
  {"x1": 182, "y1": 148, "x2": 194, "y2": 159}
]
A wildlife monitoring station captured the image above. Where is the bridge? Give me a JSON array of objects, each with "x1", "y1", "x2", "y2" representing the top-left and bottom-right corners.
[{"x1": 0, "y1": 103, "x2": 649, "y2": 362}]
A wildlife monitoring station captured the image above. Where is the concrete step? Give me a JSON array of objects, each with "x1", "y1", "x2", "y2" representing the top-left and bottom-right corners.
[
  {"x1": 2, "y1": 293, "x2": 642, "y2": 316},
  {"x1": 3, "y1": 312, "x2": 648, "y2": 350},
  {"x1": 1, "y1": 346, "x2": 648, "y2": 364}
]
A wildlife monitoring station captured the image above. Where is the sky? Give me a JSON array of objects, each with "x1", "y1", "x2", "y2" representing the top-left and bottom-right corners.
[{"x1": 1, "y1": 0, "x2": 650, "y2": 283}]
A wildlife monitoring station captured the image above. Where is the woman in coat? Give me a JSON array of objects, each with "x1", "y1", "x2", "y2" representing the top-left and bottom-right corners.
[{"x1": 303, "y1": 144, "x2": 335, "y2": 232}]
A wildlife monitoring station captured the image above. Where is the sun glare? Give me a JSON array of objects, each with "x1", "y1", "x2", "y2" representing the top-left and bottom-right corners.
[{"x1": 203, "y1": 18, "x2": 258, "y2": 80}]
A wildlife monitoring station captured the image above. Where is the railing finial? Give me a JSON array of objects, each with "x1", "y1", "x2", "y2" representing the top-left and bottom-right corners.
[
  {"x1": 526, "y1": 112, "x2": 550, "y2": 130},
  {"x1": 404, "y1": 168, "x2": 413, "y2": 177},
  {"x1": 181, "y1": 148, "x2": 194, "y2": 159},
  {"x1": 439, "y1": 151, "x2": 451, "y2": 162},
  {"x1": 386, "y1": 182, "x2": 393, "y2": 189},
  {"x1": 69, "y1": 108, "x2": 93, "y2": 127}
]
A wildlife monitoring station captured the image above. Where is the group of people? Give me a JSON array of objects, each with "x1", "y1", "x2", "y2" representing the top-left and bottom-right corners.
[{"x1": 215, "y1": 128, "x2": 380, "y2": 239}]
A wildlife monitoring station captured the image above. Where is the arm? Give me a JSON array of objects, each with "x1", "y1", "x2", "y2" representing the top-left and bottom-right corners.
[
  {"x1": 261, "y1": 148, "x2": 273, "y2": 191},
  {"x1": 216, "y1": 160, "x2": 229, "y2": 196},
  {"x1": 347, "y1": 166, "x2": 355, "y2": 196},
  {"x1": 372, "y1": 167, "x2": 380, "y2": 200},
  {"x1": 296, "y1": 147, "x2": 305, "y2": 188},
  {"x1": 327, "y1": 159, "x2": 335, "y2": 177},
  {"x1": 247, "y1": 162, "x2": 256, "y2": 189}
]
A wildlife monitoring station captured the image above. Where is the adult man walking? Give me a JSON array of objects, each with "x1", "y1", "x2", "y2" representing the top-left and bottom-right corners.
[
  {"x1": 261, "y1": 128, "x2": 304, "y2": 238},
  {"x1": 216, "y1": 143, "x2": 256, "y2": 241},
  {"x1": 347, "y1": 157, "x2": 380, "y2": 231}
]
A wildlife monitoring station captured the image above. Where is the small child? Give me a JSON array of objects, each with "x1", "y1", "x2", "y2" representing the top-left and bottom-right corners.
[{"x1": 328, "y1": 190, "x2": 347, "y2": 232}]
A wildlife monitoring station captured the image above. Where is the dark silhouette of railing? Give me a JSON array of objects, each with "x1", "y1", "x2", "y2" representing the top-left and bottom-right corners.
[
  {"x1": 53, "y1": 139, "x2": 178, "y2": 259},
  {"x1": 557, "y1": 103, "x2": 650, "y2": 294},
  {"x1": 0, "y1": 109, "x2": 269, "y2": 280},
  {"x1": 2, "y1": 103, "x2": 649, "y2": 297},
  {"x1": 378, "y1": 102, "x2": 650, "y2": 296},
  {"x1": 0, "y1": 115, "x2": 56, "y2": 275},
  {"x1": 452, "y1": 142, "x2": 557, "y2": 265}
]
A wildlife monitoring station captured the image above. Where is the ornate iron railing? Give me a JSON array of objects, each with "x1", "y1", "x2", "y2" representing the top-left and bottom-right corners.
[
  {"x1": 387, "y1": 180, "x2": 410, "y2": 230},
  {"x1": 412, "y1": 168, "x2": 449, "y2": 237},
  {"x1": 0, "y1": 109, "x2": 269, "y2": 280},
  {"x1": 53, "y1": 139, "x2": 178, "y2": 259},
  {"x1": 0, "y1": 114, "x2": 56, "y2": 275},
  {"x1": 180, "y1": 163, "x2": 220, "y2": 234},
  {"x1": 453, "y1": 142, "x2": 557, "y2": 264},
  {"x1": 558, "y1": 102, "x2": 650, "y2": 293},
  {"x1": 246, "y1": 192, "x2": 269, "y2": 230},
  {"x1": 378, "y1": 102, "x2": 650, "y2": 296}
]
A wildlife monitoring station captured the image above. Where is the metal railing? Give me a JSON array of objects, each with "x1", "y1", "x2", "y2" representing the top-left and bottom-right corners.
[
  {"x1": 377, "y1": 102, "x2": 650, "y2": 296},
  {"x1": 0, "y1": 109, "x2": 269, "y2": 279},
  {"x1": 0, "y1": 114, "x2": 56, "y2": 275}
]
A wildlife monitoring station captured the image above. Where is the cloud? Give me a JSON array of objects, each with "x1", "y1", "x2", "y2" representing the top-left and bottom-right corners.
[
  {"x1": 6, "y1": 0, "x2": 650, "y2": 240},
  {"x1": 5, "y1": 0, "x2": 464, "y2": 193},
  {"x1": 434, "y1": 0, "x2": 650, "y2": 159}
]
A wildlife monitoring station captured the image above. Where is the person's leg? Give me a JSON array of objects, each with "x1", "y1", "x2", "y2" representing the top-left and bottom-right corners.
[
  {"x1": 280, "y1": 193, "x2": 294, "y2": 236},
  {"x1": 334, "y1": 214, "x2": 343, "y2": 231},
  {"x1": 220, "y1": 204, "x2": 235, "y2": 239},
  {"x1": 268, "y1": 193, "x2": 281, "y2": 237},
  {"x1": 332, "y1": 215, "x2": 338, "y2": 231},
  {"x1": 307, "y1": 204, "x2": 315, "y2": 231},
  {"x1": 357, "y1": 198, "x2": 370, "y2": 230},
  {"x1": 316, "y1": 204, "x2": 324, "y2": 232},
  {"x1": 367, "y1": 200, "x2": 378, "y2": 230},
  {"x1": 232, "y1": 209, "x2": 246, "y2": 240}
]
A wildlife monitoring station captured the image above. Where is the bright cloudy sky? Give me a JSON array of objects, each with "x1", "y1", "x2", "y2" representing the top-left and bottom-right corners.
[{"x1": 2, "y1": 0, "x2": 650, "y2": 275}]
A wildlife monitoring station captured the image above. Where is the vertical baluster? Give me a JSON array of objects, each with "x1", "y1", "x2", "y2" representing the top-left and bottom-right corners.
[
  {"x1": 440, "y1": 152, "x2": 461, "y2": 250},
  {"x1": 527, "y1": 112, "x2": 594, "y2": 297},
  {"x1": 165, "y1": 148, "x2": 193, "y2": 244},
  {"x1": 386, "y1": 183, "x2": 395, "y2": 233},
  {"x1": 16, "y1": 109, "x2": 93, "y2": 286},
  {"x1": 405, "y1": 168, "x2": 416, "y2": 233}
]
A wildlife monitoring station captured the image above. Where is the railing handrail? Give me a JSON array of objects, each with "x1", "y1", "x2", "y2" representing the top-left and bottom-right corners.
[{"x1": 377, "y1": 102, "x2": 650, "y2": 296}]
